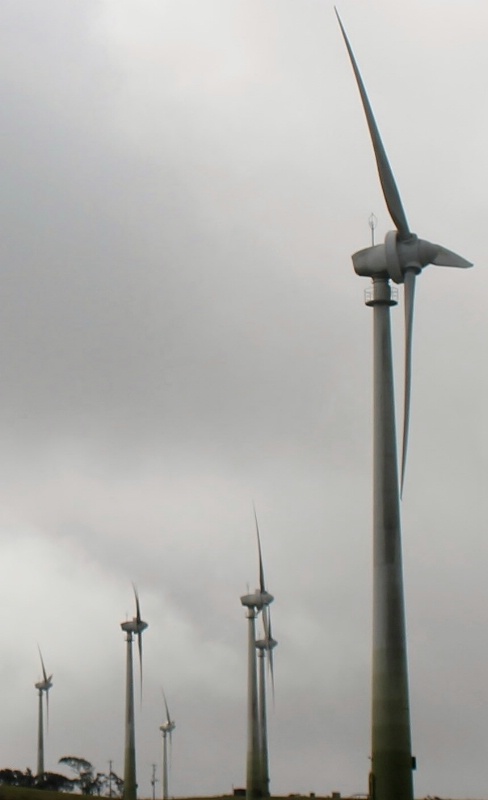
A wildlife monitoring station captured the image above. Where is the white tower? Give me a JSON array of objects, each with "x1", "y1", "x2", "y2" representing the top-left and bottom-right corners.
[
  {"x1": 35, "y1": 649, "x2": 52, "y2": 776},
  {"x1": 255, "y1": 621, "x2": 277, "y2": 798},
  {"x1": 336, "y1": 12, "x2": 471, "y2": 800},
  {"x1": 121, "y1": 588, "x2": 148, "y2": 800},
  {"x1": 159, "y1": 693, "x2": 175, "y2": 800}
]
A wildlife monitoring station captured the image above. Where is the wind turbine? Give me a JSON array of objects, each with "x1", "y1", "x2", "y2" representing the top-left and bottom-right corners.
[
  {"x1": 240, "y1": 509, "x2": 273, "y2": 800},
  {"x1": 255, "y1": 609, "x2": 277, "y2": 798},
  {"x1": 159, "y1": 689, "x2": 175, "y2": 800},
  {"x1": 120, "y1": 586, "x2": 148, "y2": 800},
  {"x1": 336, "y1": 11, "x2": 472, "y2": 800},
  {"x1": 34, "y1": 648, "x2": 53, "y2": 776}
]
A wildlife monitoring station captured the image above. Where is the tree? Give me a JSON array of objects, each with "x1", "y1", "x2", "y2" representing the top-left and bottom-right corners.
[
  {"x1": 0, "y1": 769, "x2": 27, "y2": 787},
  {"x1": 35, "y1": 771, "x2": 74, "y2": 792},
  {"x1": 105, "y1": 771, "x2": 124, "y2": 798},
  {"x1": 0, "y1": 767, "x2": 72, "y2": 791},
  {"x1": 59, "y1": 756, "x2": 100, "y2": 795},
  {"x1": 59, "y1": 756, "x2": 122, "y2": 796}
]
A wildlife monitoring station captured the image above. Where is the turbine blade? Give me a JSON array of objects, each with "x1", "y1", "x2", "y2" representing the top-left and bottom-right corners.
[
  {"x1": 266, "y1": 611, "x2": 275, "y2": 703},
  {"x1": 162, "y1": 688, "x2": 171, "y2": 724},
  {"x1": 268, "y1": 648, "x2": 275, "y2": 705},
  {"x1": 261, "y1": 605, "x2": 269, "y2": 639},
  {"x1": 38, "y1": 646, "x2": 48, "y2": 683},
  {"x1": 431, "y1": 246, "x2": 473, "y2": 269},
  {"x1": 401, "y1": 269, "x2": 416, "y2": 496},
  {"x1": 253, "y1": 503, "x2": 266, "y2": 594},
  {"x1": 131, "y1": 584, "x2": 145, "y2": 700},
  {"x1": 133, "y1": 584, "x2": 142, "y2": 624},
  {"x1": 137, "y1": 632, "x2": 143, "y2": 701},
  {"x1": 266, "y1": 607, "x2": 272, "y2": 638},
  {"x1": 335, "y1": 9, "x2": 411, "y2": 240}
]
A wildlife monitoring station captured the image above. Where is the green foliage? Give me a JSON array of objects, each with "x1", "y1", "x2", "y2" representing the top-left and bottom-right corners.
[
  {"x1": 58, "y1": 761, "x2": 95, "y2": 796},
  {"x1": 58, "y1": 759, "x2": 122, "y2": 797},
  {"x1": 0, "y1": 771, "x2": 73, "y2": 793},
  {"x1": 0, "y1": 761, "x2": 122, "y2": 798},
  {"x1": 34, "y1": 776, "x2": 72, "y2": 793},
  {"x1": 104, "y1": 773, "x2": 123, "y2": 799},
  {"x1": 0, "y1": 771, "x2": 34, "y2": 788}
]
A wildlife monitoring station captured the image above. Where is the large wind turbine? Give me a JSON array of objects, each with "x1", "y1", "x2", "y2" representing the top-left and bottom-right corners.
[
  {"x1": 336, "y1": 11, "x2": 472, "y2": 800},
  {"x1": 35, "y1": 648, "x2": 53, "y2": 776},
  {"x1": 121, "y1": 587, "x2": 148, "y2": 800},
  {"x1": 240, "y1": 510, "x2": 273, "y2": 800},
  {"x1": 255, "y1": 610, "x2": 277, "y2": 798},
  {"x1": 159, "y1": 690, "x2": 175, "y2": 800}
]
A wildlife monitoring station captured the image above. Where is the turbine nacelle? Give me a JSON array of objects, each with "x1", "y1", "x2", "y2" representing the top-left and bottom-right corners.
[
  {"x1": 121, "y1": 618, "x2": 148, "y2": 635},
  {"x1": 240, "y1": 589, "x2": 274, "y2": 611},
  {"x1": 35, "y1": 676, "x2": 53, "y2": 692},
  {"x1": 255, "y1": 635, "x2": 278, "y2": 652},
  {"x1": 353, "y1": 230, "x2": 472, "y2": 283},
  {"x1": 160, "y1": 720, "x2": 176, "y2": 734}
]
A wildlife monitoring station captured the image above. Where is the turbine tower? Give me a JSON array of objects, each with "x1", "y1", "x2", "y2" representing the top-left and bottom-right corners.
[
  {"x1": 121, "y1": 586, "x2": 148, "y2": 800},
  {"x1": 336, "y1": 11, "x2": 472, "y2": 800},
  {"x1": 159, "y1": 690, "x2": 175, "y2": 800},
  {"x1": 240, "y1": 509, "x2": 273, "y2": 800},
  {"x1": 35, "y1": 648, "x2": 53, "y2": 776},
  {"x1": 255, "y1": 611, "x2": 277, "y2": 798}
]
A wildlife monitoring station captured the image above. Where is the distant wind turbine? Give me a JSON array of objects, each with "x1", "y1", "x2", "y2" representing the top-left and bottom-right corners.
[
  {"x1": 120, "y1": 586, "x2": 148, "y2": 800},
  {"x1": 255, "y1": 610, "x2": 277, "y2": 798},
  {"x1": 35, "y1": 647, "x2": 53, "y2": 776},
  {"x1": 159, "y1": 689, "x2": 175, "y2": 800},
  {"x1": 240, "y1": 509, "x2": 274, "y2": 800},
  {"x1": 336, "y1": 10, "x2": 472, "y2": 800}
]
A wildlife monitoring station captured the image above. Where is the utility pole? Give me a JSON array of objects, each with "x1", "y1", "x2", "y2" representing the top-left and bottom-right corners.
[{"x1": 151, "y1": 764, "x2": 158, "y2": 800}]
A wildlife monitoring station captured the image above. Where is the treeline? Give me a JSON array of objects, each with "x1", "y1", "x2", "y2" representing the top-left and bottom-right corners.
[{"x1": 0, "y1": 757, "x2": 123, "y2": 796}]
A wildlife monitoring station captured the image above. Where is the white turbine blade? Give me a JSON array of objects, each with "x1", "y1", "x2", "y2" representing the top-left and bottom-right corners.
[
  {"x1": 45, "y1": 689, "x2": 50, "y2": 732},
  {"x1": 253, "y1": 503, "x2": 266, "y2": 594},
  {"x1": 162, "y1": 688, "x2": 171, "y2": 724},
  {"x1": 266, "y1": 610, "x2": 275, "y2": 703},
  {"x1": 401, "y1": 269, "x2": 416, "y2": 497},
  {"x1": 431, "y1": 246, "x2": 472, "y2": 269},
  {"x1": 133, "y1": 583, "x2": 142, "y2": 624},
  {"x1": 137, "y1": 632, "x2": 143, "y2": 701},
  {"x1": 38, "y1": 646, "x2": 48, "y2": 683},
  {"x1": 268, "y1": 649, "x2": 275, "y2": 705},
  {"x1": 335, "y1": 8, "x2": 411, "y2": 240},
  {"x1": 132, "y1": 584, "x2": 144, "y2": 700}
]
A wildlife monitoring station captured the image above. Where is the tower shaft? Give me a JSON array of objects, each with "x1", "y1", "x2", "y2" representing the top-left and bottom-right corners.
[
  {"x1": 257, "y1": 650, "x2": 270, "y2": 797},
  {"x1": 369, "y1": 278, "x2": 413, "y2": 800},
  {"x1": 162, "y1": 733, "x2": 168, "y2": 800},
  {"x1": 245, "y1": 609, "x2": 261, "y2": 800},
  {"x1": 37, "y1": 689, "x2": 44, "y2": 776},
  {"x1": 123, "y1": 633, "x2": 137, "y2": 800}
]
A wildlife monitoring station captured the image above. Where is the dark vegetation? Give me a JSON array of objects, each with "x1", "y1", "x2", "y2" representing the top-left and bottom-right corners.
[{"x1": 0, "y1": 758, "x2": 123, "y2": 797}]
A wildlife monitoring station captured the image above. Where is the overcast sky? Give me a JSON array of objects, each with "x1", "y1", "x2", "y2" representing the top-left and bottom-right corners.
[{"x1": 0, "y1": 1, "x2": 487, "y2": 798}]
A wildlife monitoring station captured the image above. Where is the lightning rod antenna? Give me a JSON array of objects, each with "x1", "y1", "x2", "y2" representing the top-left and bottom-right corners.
[{"x1": 368, "y1": 212, "x2": 377, "y2": 246}]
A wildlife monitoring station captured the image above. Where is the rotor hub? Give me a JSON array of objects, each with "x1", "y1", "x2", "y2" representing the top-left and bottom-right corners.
[
  {"x1": 121, "y1": 618, "x2": 148, "y2": 634},
  {"x1": 352, "y1": 231, "x2": 431, "y2": 283}
]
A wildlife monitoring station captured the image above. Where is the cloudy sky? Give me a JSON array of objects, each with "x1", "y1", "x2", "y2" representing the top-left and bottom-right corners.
[{"x1": 0, "y1": 0, "x2": 486, "y2": 798}]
